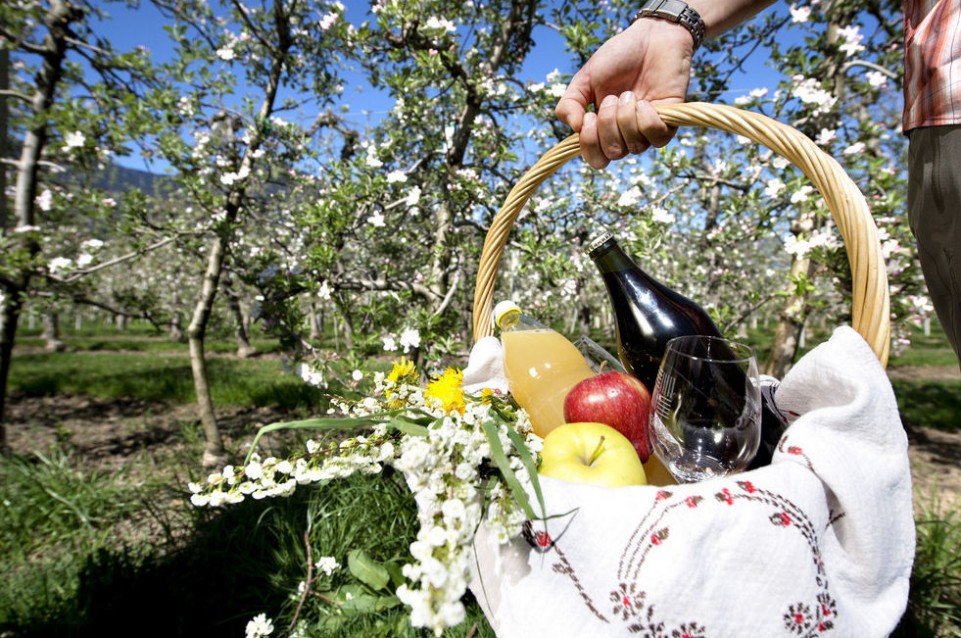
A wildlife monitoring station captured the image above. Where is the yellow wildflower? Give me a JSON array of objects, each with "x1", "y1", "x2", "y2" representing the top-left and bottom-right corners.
[
  {"x1": 385, "y1": 357, "x2": 418, "y2": 407},
  {"x1": 425, "y1": 368, "x2": 466, "y2": 415}
]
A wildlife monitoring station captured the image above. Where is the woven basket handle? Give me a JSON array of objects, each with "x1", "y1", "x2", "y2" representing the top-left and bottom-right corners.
[{"x1": 472, "y1": 102, "x2": 890, "y2": 367}]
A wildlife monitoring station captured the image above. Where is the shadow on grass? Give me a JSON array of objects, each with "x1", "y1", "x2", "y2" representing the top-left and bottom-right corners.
[
  {"x1": 892, "y1": 378, "x2": 961, "y2": 434},
  {"x1": 3, "y1": 495, "x2": 304, "y2": 638}
]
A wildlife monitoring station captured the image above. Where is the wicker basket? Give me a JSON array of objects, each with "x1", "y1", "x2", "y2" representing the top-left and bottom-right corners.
[{"x1": 471, "y1": 102, "x2": 890, "y2": 367}]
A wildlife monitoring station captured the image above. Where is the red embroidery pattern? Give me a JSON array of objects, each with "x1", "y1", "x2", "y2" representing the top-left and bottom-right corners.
[
  {"x1": 779, "y1": 436, "x2": 815, "y2": 471},
  {"x1": 540, "y1": 477, "x2": 839, "y2": 635}
]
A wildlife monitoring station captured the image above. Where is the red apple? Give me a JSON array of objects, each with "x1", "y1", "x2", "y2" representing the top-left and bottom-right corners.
[{"x1": 563, "y1": 371, "x2": 653, "y2": 462}]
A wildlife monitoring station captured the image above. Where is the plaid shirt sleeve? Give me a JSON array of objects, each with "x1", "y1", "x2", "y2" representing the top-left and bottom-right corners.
[{"x1": 903, "y1": 0, "x2": 961, "y2": 132}]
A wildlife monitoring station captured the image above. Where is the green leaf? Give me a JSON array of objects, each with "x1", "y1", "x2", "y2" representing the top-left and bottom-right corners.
[
  {"x1": 480, "y1": 419, "x2": 536, "y2": 520},
  {"x1": 347, "y1": 548, "x2": 391, "y2": 591},
  {"x1": 503, "y1": 425, "x2": 546, "y2": 519},
  {"x1": 334, "y1": 584, "x2": 400, "y2": 613}
]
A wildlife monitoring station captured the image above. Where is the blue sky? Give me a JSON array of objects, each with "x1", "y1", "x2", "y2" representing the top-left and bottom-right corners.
[{"x1": 93, "y1": 1, "x2": 785, "y2": 171}]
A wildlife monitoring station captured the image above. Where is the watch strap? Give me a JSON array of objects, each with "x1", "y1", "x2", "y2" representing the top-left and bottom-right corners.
[{"x1": 632, "y1": 0, "x2": 706, "y2": 52}]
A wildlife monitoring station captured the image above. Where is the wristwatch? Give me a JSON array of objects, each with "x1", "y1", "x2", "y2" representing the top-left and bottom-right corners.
[{"x1": 632, "y1": 0, "x2": 706, "y2": 52}]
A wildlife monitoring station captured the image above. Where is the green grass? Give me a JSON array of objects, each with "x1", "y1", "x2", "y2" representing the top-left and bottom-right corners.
[
  {"x1": 9, "y1": 351, "x2": 328, "y2": 411},
  {"x1": 896, "y1": 500, "x2": 961, "y2": 637},
  {"x1": 893, "y1": 378, "x2": 961, "y2": 433}
]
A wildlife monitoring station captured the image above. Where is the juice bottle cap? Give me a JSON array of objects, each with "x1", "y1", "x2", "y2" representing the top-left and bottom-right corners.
[{"x1": 493, "y1": 300, "x2": 522, "y2": 330}]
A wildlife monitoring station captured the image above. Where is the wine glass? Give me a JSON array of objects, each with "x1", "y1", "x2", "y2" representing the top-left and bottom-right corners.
[{"x1": 649, "y1": 335, "x2": 761, "y2": 483}]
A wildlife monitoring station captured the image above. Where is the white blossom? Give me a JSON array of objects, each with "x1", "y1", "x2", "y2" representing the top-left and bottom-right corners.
[
  {"x1": 63, "y1": 131, "x2": 86, "y2": 150},
  {"x1": 315, "y1": 556, "x2": 340, "y2": 576},
  {"x1": 400, "y1": 327, "x2": 421, "y2": 353},
  {"x1": 367, "y1": 211, "x2": 386, "y2": 227},
  {"x1": 365, "y1": 144, "x2": 384, "y2": 168},
  {"x1": 297, "y1": 363, "x2": 325, "y2": 388},
  {"x1": 837, "y1": 25, "x2": 865, "y2": 57},
  {"x1": 319, "y1": 11, "x2": 339, "y2": 31},
  {"x1": 387, "y1": 169, "x2": 408, "y2": 183},
  {"x1": 549, "y1": 82, "x2": 567, "y2": 98},
  {"x1": 422, "y1": 16, "x2": 456, "y2": 35},
  {"x1": 843, "y1": 141, "x2": 866, "y2": 155},
  {"x1": 791, "y1": 75, "x2": 837, "y2": 114},
  {"x1": 650, "y1": 206, "x2": 675, "y2": 224},
  {"x1": 245, "y1": 613, "x2": 274, "y2": 638},
  {"x1": 406, "y1": 185, "x2": 422, "y2": 207},
  {"x1": 318, "y1": 280, "x2": 332, "y2": 300},
  {"x1": 790, "y1": 185, "x2": 815, "y2": 204},
  {"x1": 789, "y1": 5, "x2": 811, "y2": 23},
  {"x1": 36, "y1": 189, "x2": 53, "y2": 212},
  {"x1": 866, "y1": 71, "x2": 888, "y2": 88},
  {"x1": 616, "y1": 186, "x2": 642, "y2": 208},
  {"x1": 216, "y1": 46, "x2": 236, "y2": 61},
  {"x1": 48, "y1": 257, "x2": 73, "y2": 274},
  {"x1": 815, "y1": 128, "x2": 836, "y2": 146}
]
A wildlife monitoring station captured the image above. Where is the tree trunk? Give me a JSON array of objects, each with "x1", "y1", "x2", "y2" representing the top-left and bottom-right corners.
[
  {"x1": 42, "y1": 309, "x2": 66, "y2": 352},
  {"x1": 188, "y1": 232, "x2": 229, "y2": 468},
  {"x1": 764, "y1": 255, "x2": 815, "y2": 377},
  {"x1": 224, "y1": 276, "x2": 255, "y2": 358},
  {"x1": 184, "y1": 5, "x2": 289, "y2": 466},
  {"x1": 0, "y1": 1, "x2": 80, "y2": 444},
  {"x1": 307, "y1": 299, "x2": 322, "y2": 342},
  {"x1": 169, "y1": 311, "x2": 185, "y2": 342},
  {"x1": 0, "y1": 294, "x2": 21, "y2": 453}
]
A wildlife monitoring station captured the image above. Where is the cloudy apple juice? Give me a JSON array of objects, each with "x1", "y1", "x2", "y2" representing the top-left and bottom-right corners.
[{"x1": 500, "y1": 328, "x2": 595, "y2": 438}]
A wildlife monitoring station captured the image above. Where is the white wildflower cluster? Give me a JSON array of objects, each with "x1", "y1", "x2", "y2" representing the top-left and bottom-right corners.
[
  {"x1": 187, "y1": 357, "x2": 539, "y2": 637},
  {"x1": 245, "y1": 613, "x2": 274, "y2": 638},
  {"x1": 391, "y1": 398, "x2": 535, "y2": 636},
  {"x1": 187, "y1": 428, "x2": 393, "y2": 507}
]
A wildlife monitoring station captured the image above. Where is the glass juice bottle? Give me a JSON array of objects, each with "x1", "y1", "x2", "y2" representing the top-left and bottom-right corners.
[{"x1": 494, "y1": 300, "x2": 594, "y2": 438}]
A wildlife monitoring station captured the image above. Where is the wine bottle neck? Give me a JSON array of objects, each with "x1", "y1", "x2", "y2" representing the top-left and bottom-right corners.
[{"x1": 589, "y1": 239, "x2": 638, "y2": 274}]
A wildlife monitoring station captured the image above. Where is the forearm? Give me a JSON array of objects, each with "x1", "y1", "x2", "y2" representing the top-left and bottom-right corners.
[{"x1": 686, "y1": 0, "x2": 777, "y2": 38}]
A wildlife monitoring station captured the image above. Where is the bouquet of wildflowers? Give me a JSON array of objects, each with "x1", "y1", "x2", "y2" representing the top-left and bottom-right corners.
[{"x1": 188, "y1": 355, "x2": 543, "y2": 636}]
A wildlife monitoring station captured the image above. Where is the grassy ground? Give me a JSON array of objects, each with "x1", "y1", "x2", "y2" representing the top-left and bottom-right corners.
[{"x1": 1, "y1": 321, "x2": 959, "y2": 637}]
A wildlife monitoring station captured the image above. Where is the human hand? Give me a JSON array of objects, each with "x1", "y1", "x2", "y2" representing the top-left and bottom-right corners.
[{"x1": 555, "y1": 18, "x2": 695, "y2": 169}]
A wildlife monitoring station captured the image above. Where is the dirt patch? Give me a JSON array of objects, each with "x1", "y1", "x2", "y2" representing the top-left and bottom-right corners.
[
  {"x1": 4, "y1": 392, "x2": 301, "y2": 477},
  {"x1": 887, "y1": 364, "x2": 961, "y2": 382}
]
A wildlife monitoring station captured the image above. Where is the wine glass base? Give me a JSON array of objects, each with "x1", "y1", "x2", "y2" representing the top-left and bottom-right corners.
[{"x1": 668, "y1": 454, "x2": 728, "y2": 484}]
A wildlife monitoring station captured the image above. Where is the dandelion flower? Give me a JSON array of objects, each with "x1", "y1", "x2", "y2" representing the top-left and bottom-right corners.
[
  {"x1": 425, "y1": 368, "x2": 466, "y2": 414},
  {"x1": 387, "y1": 357, "x2": 418, "y2": 386}
]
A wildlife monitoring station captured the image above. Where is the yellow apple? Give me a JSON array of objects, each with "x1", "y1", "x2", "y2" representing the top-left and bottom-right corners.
[{"x1": 539, "y1": 422, "x2": 647, "y2": 487}]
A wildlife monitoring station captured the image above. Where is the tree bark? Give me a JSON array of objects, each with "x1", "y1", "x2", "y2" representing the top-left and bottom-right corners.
[
  {"x1": 764, "y1": 255, "x2": 815, "y2": 377},
  {"x1": 0, "y1": 0, "x2": 81, "y2": 449},
  {"x1": 42, "y1": 309, "x2": 66, "y2": 352},
  {"x1": 224, "y1": 275, "x2": 255, "y2": 358},
  {"x1": 0, "y1": 295, "x2": 20, "y2": 453},
  {"x1": 185, "y1": 5, "x2": 289, "y2": 466},
  {"x1": 188, "y1": 232, "x2": 229, "y2": 468}
]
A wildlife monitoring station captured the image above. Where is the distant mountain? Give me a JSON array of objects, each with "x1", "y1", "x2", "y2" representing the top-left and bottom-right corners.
[{"x1": 93, "y1": 162, "x2": 177, "y2": 197}]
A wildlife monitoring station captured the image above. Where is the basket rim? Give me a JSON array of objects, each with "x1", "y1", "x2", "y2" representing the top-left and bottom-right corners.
[{"x1": 471, "y1": 102, "x2": 891, "y2": 368}]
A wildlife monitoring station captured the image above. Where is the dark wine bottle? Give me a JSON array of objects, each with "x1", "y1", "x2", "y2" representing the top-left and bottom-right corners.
[{"x1": 586, "y1": 231, "x2": 786, "y2": 468}]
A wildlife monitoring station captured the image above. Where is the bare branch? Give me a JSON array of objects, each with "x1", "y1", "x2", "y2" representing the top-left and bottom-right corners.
[
  {"x1": 841, "y1": 59, "x2": 898, "y2": 79},
  {"x1": 54, "y1": 236, "x2": 178, "y2": 284},
  {"x1": 0, "y1": 88, "x2": 34, "y2": 104}
]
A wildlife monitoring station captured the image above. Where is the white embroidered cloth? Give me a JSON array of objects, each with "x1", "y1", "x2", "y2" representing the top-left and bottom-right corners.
[{"x1": 469, "y1": 326, "x2": 915, "y2": 637}]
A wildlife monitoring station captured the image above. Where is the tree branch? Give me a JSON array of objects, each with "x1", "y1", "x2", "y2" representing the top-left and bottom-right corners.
[{"x1": 52, "y1": 236, "x2": 178, "y2": 284}]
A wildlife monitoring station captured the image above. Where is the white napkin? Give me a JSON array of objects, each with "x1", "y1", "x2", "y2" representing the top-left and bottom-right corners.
[
  {"x1": 470, "y1": 326, "x2": 914, "y2": 637},
  {"x1": 463, "y1": 336, "x2": 510, "y2": 395}
]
